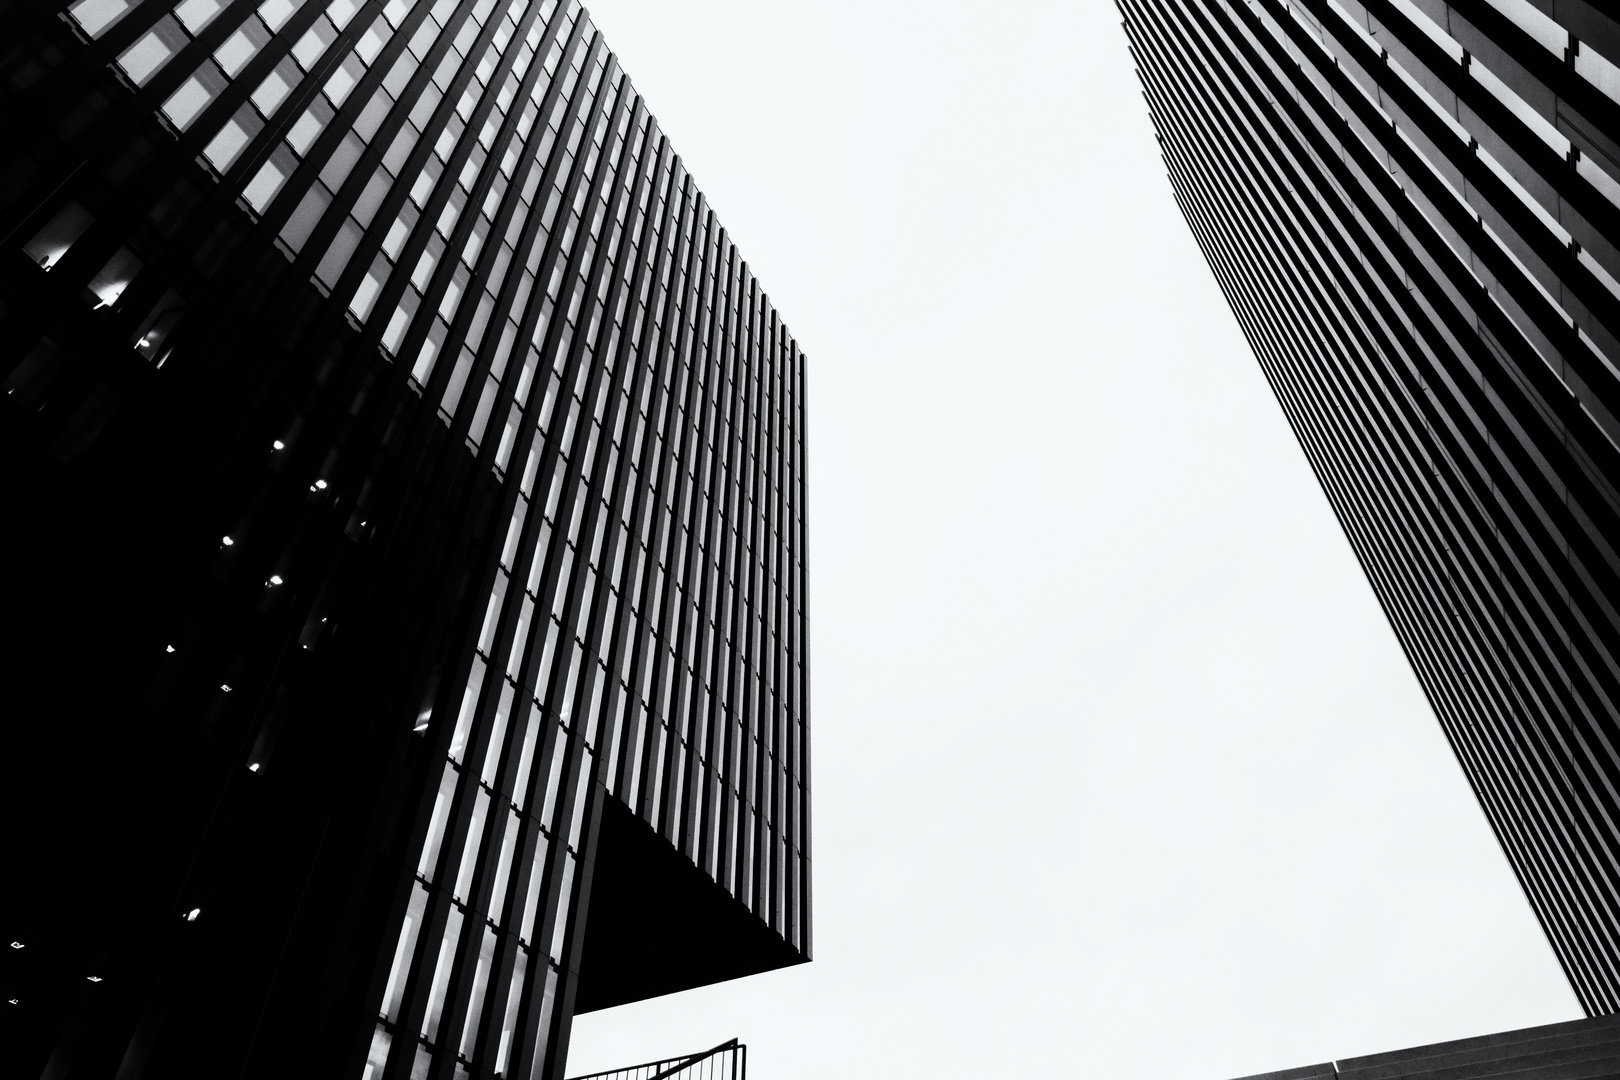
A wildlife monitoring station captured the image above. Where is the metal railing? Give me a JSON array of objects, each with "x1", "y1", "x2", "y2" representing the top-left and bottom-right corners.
[{"x1": 567, "y1": 1039, "x2": 745, "y2": 1080}]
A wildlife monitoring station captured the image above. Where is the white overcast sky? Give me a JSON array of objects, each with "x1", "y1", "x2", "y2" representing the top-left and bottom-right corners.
[{"x1": 564, "y1": 2, "x2": 1580, "y2": 1077}]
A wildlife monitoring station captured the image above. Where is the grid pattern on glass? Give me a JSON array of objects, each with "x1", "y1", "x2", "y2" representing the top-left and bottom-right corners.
[
  {"x1": 19, "y1": 0, "x2": 564, "y2": 368},
  {"x1": 358, "y1": 15, "x2": 809, "y2": 1066},
  {"x1": 190, "y1": 3, "x2": 817, "y2": 1077},
  {"x1": 1122, "y1": 0, "x2": 1620, "y2": 1015},
  {"x1": 16, "y1": 0, "x2": 807, "y2": 847},
  {"x1": 1, "y1": 0, "x2": 808, "y2": 1074}
]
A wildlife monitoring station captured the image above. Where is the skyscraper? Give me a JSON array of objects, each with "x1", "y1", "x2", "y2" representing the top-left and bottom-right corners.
[
  {"x1": 0, "y1": 0, "x2": 810, "y2": 1076},
  {"x1": 1120, "y1": 0, "x2": 1620, "y2": 1018}
]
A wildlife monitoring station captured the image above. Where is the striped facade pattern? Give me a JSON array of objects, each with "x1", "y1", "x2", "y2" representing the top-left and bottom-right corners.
[
  {"x1": 0, "y1": 0, "x2": 807, "y2": 1076},
  {"x1": 1120, "y1": 0, "x2": 1620, "y2": 1013}
]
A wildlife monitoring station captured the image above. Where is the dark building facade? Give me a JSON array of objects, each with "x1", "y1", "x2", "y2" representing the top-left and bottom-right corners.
[
  {"x1": 0, "y1": 0, "x2": 810, "y2": 1076},
  {"x1": 1120, "y1": 0, "x2": 1620, "y2": 1017}
]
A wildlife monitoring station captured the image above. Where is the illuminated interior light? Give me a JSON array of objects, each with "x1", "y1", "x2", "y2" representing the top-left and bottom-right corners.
[
  {"x1": 88, "y1": 248, "x2": 141, "y2": 308},
  {"x1": 272, "y1": 440, "x2": 285, "y2": 450},
  {"x1": 6, "y1": 999, "x2": 16, "y2": 1004},
  {"x1": 24, "y1": 203, "x2": 92, "y2": 271},
  {"x1": 269, "y1": 574, "x2": 284, "y2": 585},
  {"x1": 185, "y1": 908, "x2": 201, "y2": 922},
  {"x1": 314, "y1": 479, "x2": 328, "y2": 490},
  {"x1": 8, "y1": 942, "x2": 21, "y2": 949},
  {"x1": 166, "y1": 645, "x2": 175, "y2": 653},
  {"x1": 221, "y1": 684, "x2": 233, "y2": 692},
  {"x1": 221, "y1": 535, "x2": 234, "y2": 546},
  {"x1": 248, "y1": 762, "x2": 261, "y2": 772},
  {"x1": 86, "y1": 976, "x2": 103, "y2": 983}
]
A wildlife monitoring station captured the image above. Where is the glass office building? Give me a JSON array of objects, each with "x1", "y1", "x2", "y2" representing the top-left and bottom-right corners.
[
  {"x1": 1120, "y1": 0, "x2": 1620, "y2": 1017},
  {"x1": 0, "y1": 0, "x2": 810, "y2": 1077}
]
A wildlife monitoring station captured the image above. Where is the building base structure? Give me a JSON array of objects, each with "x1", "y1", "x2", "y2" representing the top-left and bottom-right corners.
[
  {"x1": 566, "y1": 1039, "x2": 744, "y2": 1080},
  {"x1": 1230, "y1": 1014, "x2": 1620, "y2": 1080}
]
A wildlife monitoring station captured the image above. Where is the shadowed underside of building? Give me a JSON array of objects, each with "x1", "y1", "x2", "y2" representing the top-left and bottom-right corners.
[
  {"x1": 1121, "y1": 0, "x2": 1620, "y2": 1017},
  {"x1": 0, "y1": 1, "x2": 810, "y2": 1077}
]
